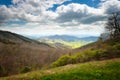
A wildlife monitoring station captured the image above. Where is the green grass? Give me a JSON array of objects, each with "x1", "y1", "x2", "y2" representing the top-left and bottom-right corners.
[
  {"x1": 41, "y1": 39, "x2": 90, "y2": 48},
  {"x1": 59, "y1": 40, "x2": 89, "y2": 48},
  {"x1": 1, "y1": 58, "x2": 120, "y2": 80}
]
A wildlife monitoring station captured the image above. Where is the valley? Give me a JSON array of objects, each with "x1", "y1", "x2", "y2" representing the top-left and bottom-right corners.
[
  {"x1": 0, "y1": 0, "x2": 120, "y2": 79},
  {"x1": 38, "y1": 35, "x2": 98, "y2": 48}
]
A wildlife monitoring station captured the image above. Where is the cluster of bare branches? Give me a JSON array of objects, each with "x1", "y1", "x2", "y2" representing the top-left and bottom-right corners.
[{"x1": 105, "y1": 13, "x2": 120, "y2": 38}]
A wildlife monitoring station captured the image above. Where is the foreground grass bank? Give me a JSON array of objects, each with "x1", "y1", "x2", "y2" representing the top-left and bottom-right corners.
[{"x1": 1, "y1": 58, "x2": 120, "y2": 80}]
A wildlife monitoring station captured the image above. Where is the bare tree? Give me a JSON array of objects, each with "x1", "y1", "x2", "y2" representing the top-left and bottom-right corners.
[{"x1": 105, "y1": 13, "x2": 120, "y2": 38}]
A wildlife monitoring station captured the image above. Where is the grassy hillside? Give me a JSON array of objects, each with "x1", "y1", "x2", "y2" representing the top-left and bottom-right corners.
[
  {"x1": 1, "y1": 58, "x2": 120, "y2": 80},
  {"x1": 51, "y1": 37, "x2": 120, "y2": 67}
]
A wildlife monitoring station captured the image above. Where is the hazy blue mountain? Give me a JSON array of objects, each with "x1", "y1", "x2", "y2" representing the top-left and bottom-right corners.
[
  {"x1": 38, "y1": 35, "x2": 98, "y2": 48},
  {"x1": 46, "y1": 35, "x2": 80, "y2": 41},
  {"x1": 39, "y1": 35, "x2": 98, "y2": 42},
  {"x1": 79, "y1": 36, "x2": 98, "y2": 42}
]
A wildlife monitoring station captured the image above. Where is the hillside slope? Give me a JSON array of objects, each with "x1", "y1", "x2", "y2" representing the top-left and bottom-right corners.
[
  {"x1": 1, "y1": 58, "x2": 120, "y2": 80},
  {"x1": 0, "y1": 30, "x2": 42, "y2": 44},
  {"x1": 0, "y1": 30, "x2": 70, "y2": 77},
  {"x1": 73, "y1": 37, "x2": 120, "y2": 55}
]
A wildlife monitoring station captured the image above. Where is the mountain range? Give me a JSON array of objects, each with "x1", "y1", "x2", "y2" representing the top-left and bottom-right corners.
[{"x1": 38, "y1": 35, "x2": 98, "y2": 48}]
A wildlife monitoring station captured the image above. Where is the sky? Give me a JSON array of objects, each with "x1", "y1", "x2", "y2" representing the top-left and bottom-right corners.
[{"x1": 0, "y1": 0, "x2": 120, "y2": 37}]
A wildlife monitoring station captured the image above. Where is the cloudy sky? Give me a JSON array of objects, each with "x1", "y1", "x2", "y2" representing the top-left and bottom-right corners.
[{"x1": 0, "y1": 0, "x2": 120, "y2": 37}]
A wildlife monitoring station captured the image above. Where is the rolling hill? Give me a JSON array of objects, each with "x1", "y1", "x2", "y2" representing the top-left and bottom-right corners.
[
  {"x1": 0, "y1": 30, "x2": 70, "y2": 77},
  {"x1": 0, "y1": 30, "x2": 52, "y2": 47}
]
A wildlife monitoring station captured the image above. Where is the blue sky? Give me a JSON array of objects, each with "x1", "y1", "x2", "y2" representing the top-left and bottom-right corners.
[
  {"x1": 0, "y1": 0, "x2": 101, "y2": 6},
  {"x1": 0, "y1": 0, "x2": 120, "y2": 37},
  {"x1": 49, "y1": 0, "x2": 101, "y2": 11},
  {"x1": 0, "y1": 0, "x2": 12, "y2": 6},
  {"x1": 0, "y1": 0, "x2": 101, "y2": 10}
]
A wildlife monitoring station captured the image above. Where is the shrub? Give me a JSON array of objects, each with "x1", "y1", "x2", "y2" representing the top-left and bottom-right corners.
[
  {"x1": 20, "y1": 66, "x2": 32, "y2": 73},
  {"x1": 114, "y1": 44, "x2": 120, "y2": 56},
  {"x1": 0, "y1": 65, "x2": 7, "y2": 77},
  {"x1": 104, "y1": 43, "x2": 120, "y2": 58},
  {"x1": 82, "y1": 50, "x2": 96, "y2": 61},
  {"x1": 51, "y1": 49, "x2": 108, "y2": 67},
  {"x1": 51, "y1": 55, "x2": 73, "y2": 67},
  {"x1": 75, "y1": 49, "x2": 105, "y2": 62},
  {"x1": 113, "y1": 43, "x2": 120, "y2": 51},
  {"x1": 92, "y1": 49, "x2": 106, "y2": 60}
]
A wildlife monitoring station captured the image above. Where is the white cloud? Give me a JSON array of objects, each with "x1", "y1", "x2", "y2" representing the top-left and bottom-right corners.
[
  {"x1": 0, "y1": 5, "x2": 12, "y2": 22},
  {"x1": 100, "y1": 0, "x2": 120, "y2": 14},
  {"x1": 12, "y1": 0, "x2": 24, "y2": 4},
  {"x1": 0, "y1": 0, "x2": 120, "y2": 37},
  {"x1": 0, "y1": 22, "x2": 104, "y2": 37},
  {"x1": 55, "y1": 3, "x2": 105, "y2": 24},
  {"x1": 0, "y1": 0, "x2": 68, "y2": 23},
  {"x1": 100, "y1": 0, "x2": 106, "y2": 2}
]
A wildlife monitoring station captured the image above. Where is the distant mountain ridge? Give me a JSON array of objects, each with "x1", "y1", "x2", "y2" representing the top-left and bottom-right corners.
[
  {"x1": 0, "y1": 30, "x2": 39, "y2": 43},
  {"x1": 40, "y1": 35, "x2": 98, "y2": 42},
  {"x1": 38, "y1": 35, "x2": 98, "y2": 48},
  {"x1": 79, "y1": 36, "x2": 99, "y2": 42},
  {"x1": 0, "y1": 30, "x2": 51, "y2": 47},
  {"x1": 46, "y1": 35, "x2": 80, "y2": 41}
]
